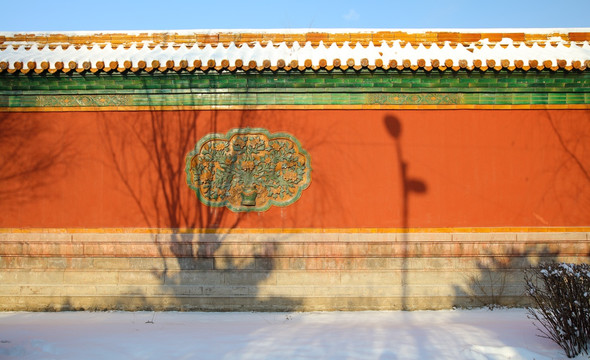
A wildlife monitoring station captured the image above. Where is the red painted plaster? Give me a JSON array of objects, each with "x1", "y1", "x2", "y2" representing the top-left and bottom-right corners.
[{"x1": 1, "y1": 109, "x2": 589, "y2": 229}]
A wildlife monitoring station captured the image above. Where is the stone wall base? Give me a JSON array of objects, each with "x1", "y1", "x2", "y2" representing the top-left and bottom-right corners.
[{"x1": 1, "y1": 230, "x2": 588, "y2": 311}]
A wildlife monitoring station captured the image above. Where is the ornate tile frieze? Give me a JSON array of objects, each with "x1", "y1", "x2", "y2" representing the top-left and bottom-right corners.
[
  {"x1": 368, "y1": 93, "x2": 463, "y2": 105},
  {"x1": 35, "y1": 94, "x2": 132, "y2": 107}
]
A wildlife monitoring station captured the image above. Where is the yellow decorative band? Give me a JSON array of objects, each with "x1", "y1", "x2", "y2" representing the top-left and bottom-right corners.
[
  {"x1": 1, "y1": 227, "x2": 590, "y2": 234},
  {"x1": 1, "y1": 104, "x2": 589, "y2": 112}
]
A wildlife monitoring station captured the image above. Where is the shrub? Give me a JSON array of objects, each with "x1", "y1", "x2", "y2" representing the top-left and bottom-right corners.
[{"x1": 524, "y1": 262, "x2": 590, "y2": 358}]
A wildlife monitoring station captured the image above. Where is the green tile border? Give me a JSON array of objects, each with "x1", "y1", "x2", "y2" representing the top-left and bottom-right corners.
[{"x1": 0, "y1": 69, "x2": 588, "y2": 108}]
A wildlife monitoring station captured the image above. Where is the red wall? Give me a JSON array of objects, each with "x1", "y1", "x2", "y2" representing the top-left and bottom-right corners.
[{"x1": 1, "y1": 109, "x2": 589, "y2": 229}]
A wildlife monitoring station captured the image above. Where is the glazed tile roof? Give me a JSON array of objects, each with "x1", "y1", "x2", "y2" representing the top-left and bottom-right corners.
[{"x1": 1, "y1": 29, "x2": 589, "y2": 73}]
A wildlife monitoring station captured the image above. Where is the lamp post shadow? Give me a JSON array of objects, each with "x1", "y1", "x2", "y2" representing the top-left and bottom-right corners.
[{"x1": 384, "y1": 115, "x2": 427, "y2": 310}]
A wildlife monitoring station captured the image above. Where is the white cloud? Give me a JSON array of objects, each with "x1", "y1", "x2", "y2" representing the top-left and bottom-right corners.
[{"x1": 343, "y1": 9, "x2": 360, "y2": 22}]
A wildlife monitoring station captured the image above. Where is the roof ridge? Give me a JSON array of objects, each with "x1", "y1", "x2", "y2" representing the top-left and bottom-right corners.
[
  {"x1": 1, "y1": 30, "x2": 589, "y2": 74},
  {"x1": 1, "y1": 30, "x2": 589, "y2": 47}
]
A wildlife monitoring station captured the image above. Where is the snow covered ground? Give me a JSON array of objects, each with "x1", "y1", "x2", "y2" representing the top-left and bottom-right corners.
[{"x1": 0, "y1": 309, "x2": 587, "y2": 360}]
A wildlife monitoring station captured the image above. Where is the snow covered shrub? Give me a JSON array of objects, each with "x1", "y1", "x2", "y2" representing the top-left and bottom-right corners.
[{"x1": 524, "y1": 262, "x2": 590, "y2": 358}]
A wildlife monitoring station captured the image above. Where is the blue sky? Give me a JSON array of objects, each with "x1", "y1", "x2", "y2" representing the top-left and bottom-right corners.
[{"x1": 2, "y1": 0, "x2": 589, "y2": 31}]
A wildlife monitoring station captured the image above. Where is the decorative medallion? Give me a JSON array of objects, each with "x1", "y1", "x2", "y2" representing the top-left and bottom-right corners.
[{"x1": 186, "y1": 128, "x2": 311, "y2": 212}]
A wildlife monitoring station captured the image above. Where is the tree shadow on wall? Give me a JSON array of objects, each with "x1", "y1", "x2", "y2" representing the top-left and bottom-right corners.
[
  {"x1": 540, "y1": 111, "x2": 590, "y2": 221},
  {"x1": 456, "y1": 245, "x2": 564, "y2": 310},
  {"x1": 0, "y1": 113, "x2": 75, "y2": 207},
  {"x1": 0, "y1": 113, "x2": 75, "y2": 204},
  {"x1": 456, "y1": 109, "x2": 590, "y2": 309},
  {"x1": 99, "y1": 74, "x2": 302, "y2": 311}
]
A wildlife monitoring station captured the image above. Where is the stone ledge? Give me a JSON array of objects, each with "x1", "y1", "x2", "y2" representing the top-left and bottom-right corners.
[
  {"x1": 0, "y1": 294, "x2": 532, "y2": 312},
  {"x1": 1, "y1": 237, "x2": 586, "y2": 258}
]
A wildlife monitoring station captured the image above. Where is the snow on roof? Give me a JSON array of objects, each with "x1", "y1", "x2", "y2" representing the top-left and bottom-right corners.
[{"x1": 1, "y1": 29, "x2": 589, "y2": 73}]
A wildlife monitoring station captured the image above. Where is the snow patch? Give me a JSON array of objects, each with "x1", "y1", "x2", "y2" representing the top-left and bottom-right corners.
[{"x1": 0, "y1": 309, "x2": 584, "y2": 360}]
